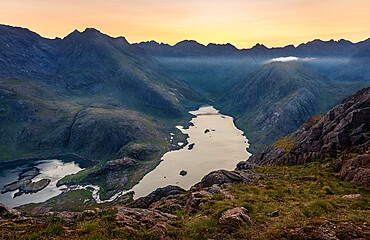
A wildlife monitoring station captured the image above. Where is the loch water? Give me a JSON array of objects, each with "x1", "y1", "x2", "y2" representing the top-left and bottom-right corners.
[
  {"x1": 0, "y1": 158, "x2": 92, "y2": 207},
  {"x1": 129, "y1": 106, "x2": 251, "y2": 199}
]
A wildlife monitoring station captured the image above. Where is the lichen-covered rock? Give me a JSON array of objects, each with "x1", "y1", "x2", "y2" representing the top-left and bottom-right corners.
[
  {"x1": 342, "y1": 194, "x2": 365, "y2": 199},
  {"x1": 115, "y1": 207, "x2": 175, "y2": 234},
  {"x1": 185, "y1": 170, "x2": 261, "y2": 214},
  {"x1": 196, "y1": 170, "x2": 246, "y2": 189},
  {"x1": 219, "y1": 207, "x2": 254, "y2": 225}
]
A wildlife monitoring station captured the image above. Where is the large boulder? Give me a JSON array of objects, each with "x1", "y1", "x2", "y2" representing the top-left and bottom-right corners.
[
  {"x1": 185, "y1": 169, "x2": 261, "y2": 214},
  {"x1": 127, "y1": 185, "x2": 186, "y2": 209}
]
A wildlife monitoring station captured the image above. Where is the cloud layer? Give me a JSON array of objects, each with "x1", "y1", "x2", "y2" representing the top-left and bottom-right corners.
[{"x1": 268, "y1": 56, "x2": 315, "y2": 63}]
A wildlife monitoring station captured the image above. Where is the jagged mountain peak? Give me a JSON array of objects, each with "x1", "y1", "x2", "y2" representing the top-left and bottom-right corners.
[
  {"x1": 62, "y1": 27, "x2": 129, "y2": 45},
  {"x1": 174, "y1": 40, "x2": 205, "y2": 48},
  {"x1": 251, "y1": 43, "x2": 268, "y2": 50}
]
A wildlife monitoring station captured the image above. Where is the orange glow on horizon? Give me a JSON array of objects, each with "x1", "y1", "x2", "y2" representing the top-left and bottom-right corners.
[{"x1": 0, "y1": 0, "x2": 369, "y2": 48}]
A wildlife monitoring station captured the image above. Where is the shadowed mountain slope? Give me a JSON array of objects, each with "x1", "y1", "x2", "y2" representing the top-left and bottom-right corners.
[
  {"x1": 217, "y1": 62, "x2": 365, "y2": 152},
  {"x1": 0, "y1": 25, "x2": 203, "y2": 162}
]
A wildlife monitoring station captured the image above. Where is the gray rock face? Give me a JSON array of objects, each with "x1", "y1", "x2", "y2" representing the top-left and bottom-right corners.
[
  {"x1": 249, "y1": 87, "x2": 370, "y2": 166},
  {"x1": 118, "y1": 143, "x2": 160, "y2": 161},
  {"x1": 127, "y1": 185, "x2": 186, "y2": 209},
  {"x1": 103, "y1": 157, "x2": 138, "y2": 171},
  {"x1": 115, "y1": 207, "x2": 175, "y2": 234},
  {"x1": 235, "y1": 161, "x2": 257, "y2": 171}
]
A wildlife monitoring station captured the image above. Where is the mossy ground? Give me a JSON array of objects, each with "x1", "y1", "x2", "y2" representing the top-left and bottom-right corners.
[
  {"x1": 3, "y1": 156, "x2": 368, "y2": 239},
  {"x1": 272, "y1": 136, "x2": 296, "y2": 152},
  {"x1": 167, "y1": 157, "x2": 369, "y2": 239}
]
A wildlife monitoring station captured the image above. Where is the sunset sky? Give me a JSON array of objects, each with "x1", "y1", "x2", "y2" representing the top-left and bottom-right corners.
[{"x1": 1, "y1": 0, "x2": 369, "y2": 48}]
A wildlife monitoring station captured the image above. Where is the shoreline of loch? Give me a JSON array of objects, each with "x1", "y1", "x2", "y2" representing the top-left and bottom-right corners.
[{"x1": 0, "y1": 153, "x2": 99, "y2": 168}]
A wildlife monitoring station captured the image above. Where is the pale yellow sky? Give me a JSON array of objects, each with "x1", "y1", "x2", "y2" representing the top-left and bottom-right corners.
[{"x1": 0, "y1": 0, "x2": 369, "y2": 48}]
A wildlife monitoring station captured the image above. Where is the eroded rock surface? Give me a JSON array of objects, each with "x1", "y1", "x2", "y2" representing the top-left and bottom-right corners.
[
  {"x1": 127, "y1": 185, "x2": 186, "y2": 209},
  {"x1": 335, "y1": 154, "x2": 370, "y2": 185},
  {"x1": 247, "y1": 87, "x2": 370, "y2": 166},
  {"x1": 0, "y1": 202, "x2": 21, "y2": 218},
  {"x1": 115, "y1": 207, "x2": 175, "y2": 234},
  {"x1": 219, "y1": 207, "x2": 254, "y2": 225}
]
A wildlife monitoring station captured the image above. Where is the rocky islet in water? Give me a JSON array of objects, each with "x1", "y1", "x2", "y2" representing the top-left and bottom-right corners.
[
  {"x1": 1, "y1": 168, "x2": 51, "y2": 197},
  {"x1": 0, "y1": 158, "x2": 92, "y2": 207}
]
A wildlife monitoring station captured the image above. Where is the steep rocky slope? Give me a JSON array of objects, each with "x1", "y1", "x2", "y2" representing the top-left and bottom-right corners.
[{"x1": 246, "y1": 87, "x2": 369, "y2": 166}]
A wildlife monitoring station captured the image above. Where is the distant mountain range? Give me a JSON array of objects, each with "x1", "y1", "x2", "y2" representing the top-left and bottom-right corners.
[{"x1": 137, "y1": 37, "x2": 370, "y2": 57}]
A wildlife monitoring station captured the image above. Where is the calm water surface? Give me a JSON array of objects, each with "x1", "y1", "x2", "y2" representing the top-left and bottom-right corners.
[
  {"x1": 0, "y1": 158, "x2": 92, "y2": 207},
  {"x1": 130, "y1": 106, "x2": 251, "y2": 199}
]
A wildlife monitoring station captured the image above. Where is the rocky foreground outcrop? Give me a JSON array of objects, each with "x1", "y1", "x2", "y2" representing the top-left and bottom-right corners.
[
  {"x1": 244, "y1": 87, "x2": 370, "y2": 166},
  {"x1": 185, "y1": 169, "x2": 262, "y2": 214}
]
